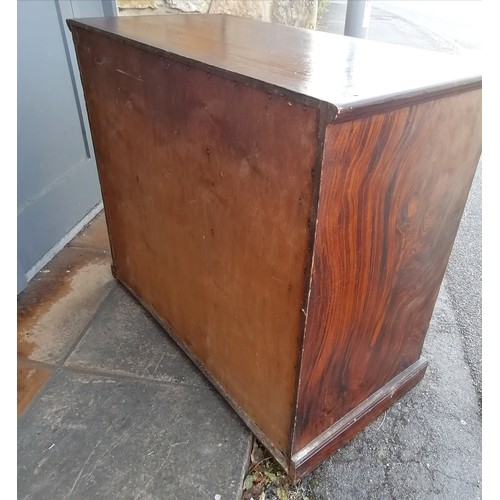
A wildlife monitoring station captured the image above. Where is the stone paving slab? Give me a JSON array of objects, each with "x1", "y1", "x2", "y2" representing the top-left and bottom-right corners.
[
  {"x1": 69, "y1": 212, "x2": 111, "y2": 252},
  {"x1": 66, "y1": 285, "x2": 208, "y2": 388},
  {"x1": 18, "y1": 369, "x2": 252, "y2": 500},
  {"x1": 303, "y1": 283, "x2": 481, "y2": 499}
]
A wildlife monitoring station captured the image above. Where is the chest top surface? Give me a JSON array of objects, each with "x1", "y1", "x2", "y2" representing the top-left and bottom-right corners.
[{"x1": 68, "y1": 14, "x2": 481, "y2": 120}]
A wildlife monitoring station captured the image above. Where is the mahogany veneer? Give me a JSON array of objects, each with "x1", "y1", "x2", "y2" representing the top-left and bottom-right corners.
[{"x1": 68, "y1": 14, "x2": 482, "y2": 480}]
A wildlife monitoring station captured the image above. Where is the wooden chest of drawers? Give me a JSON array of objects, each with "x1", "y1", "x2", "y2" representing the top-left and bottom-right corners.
[{"x1": 68, "y1": 14, "x2": 482, "y2": 479}]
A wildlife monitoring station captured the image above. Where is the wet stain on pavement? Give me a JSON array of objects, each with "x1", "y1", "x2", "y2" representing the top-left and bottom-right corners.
[
  {"x1": 17, "y1": 363, "x2": 52, "y2": 417},
  {"x1": 68, "y1": 212, "x2": 111, "y2": 252},
  {"x1": 18, "y1": 213, "x2": 115, "y2": 416},
  {"x1": 18, "y1": 246, "x2": 114, "y2": 364}
]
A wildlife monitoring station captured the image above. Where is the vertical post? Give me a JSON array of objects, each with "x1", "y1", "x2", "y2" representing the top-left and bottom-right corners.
[
  {"x1": 102, "y1": 0, "x2": 119, "y2": 17},
  {"x1": 344, "y1": 0, "x2": 372, "y2": 38}
]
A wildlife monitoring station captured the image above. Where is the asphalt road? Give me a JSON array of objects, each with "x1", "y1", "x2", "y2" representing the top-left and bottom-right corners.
[
  {"x1": 318, "y1": 0, "x2": 482, "y2": 56},
  {"x1": 370, "y1": 0, "x2": 482, "y2": 55}
]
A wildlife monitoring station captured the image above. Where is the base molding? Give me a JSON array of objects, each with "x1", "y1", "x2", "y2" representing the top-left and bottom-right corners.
[{"x1": 291, "y1": 358, "x2": 428, "y2": 481}]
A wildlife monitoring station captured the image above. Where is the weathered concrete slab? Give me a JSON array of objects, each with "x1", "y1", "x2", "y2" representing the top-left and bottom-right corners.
[
  {"x1": 66, "y1": 285, "x2": 208, "y2": 388},
  {"x1": 18, "y1": 369, "x2": 252, "y2": 500}
]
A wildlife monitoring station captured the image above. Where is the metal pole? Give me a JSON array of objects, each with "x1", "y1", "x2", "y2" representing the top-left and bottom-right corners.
[
  {"x1": 102, "y1": 0, "x2": 119, "y2": 17},
  {"x1": 344, "y1": 0, "x2": 372, "y2": 39}
]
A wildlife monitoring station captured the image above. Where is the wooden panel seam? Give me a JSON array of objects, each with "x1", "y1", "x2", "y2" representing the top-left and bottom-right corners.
[{"x1": 288, "y1": 100, "x2": 331, "y2": 459}]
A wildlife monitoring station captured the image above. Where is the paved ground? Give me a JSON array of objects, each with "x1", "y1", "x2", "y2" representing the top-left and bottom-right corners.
[
  {"x1": 18, "y1": 3, "x2": 481, "y2": 499},
  {"x1": 18, "y1": 213, "x2": 252, "y2": 499}
]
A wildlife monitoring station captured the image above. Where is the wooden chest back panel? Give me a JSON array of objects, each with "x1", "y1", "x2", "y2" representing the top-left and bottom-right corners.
[
  {"x1": 73, "y1": 27, "x2": 320, "y2": 453},
  {"x1": 293, "y1": 90, "x2": 482, "y2": 452}
]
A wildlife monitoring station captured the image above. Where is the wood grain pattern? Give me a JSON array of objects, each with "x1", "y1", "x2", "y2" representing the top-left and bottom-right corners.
[
  {"x1": 292, "y1": 90, "x2": 482, "y2": 453},
  {"x1": 71, "y1": 26, "x2": 320, "y2": 455}
]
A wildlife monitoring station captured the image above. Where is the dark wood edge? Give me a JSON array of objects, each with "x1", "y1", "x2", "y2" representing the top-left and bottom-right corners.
[
  {"x1": 66, "y1": 26, "x2": 121, "y2": 276},
  {"x1": 334, "y1": 81, "x2": 482, "y2": 123},
  {"x1": 287, "y1": 100, "x2": 330, "y2": 458},
  {"x1": 290, "y1": 358, "x2": 428, "y2": 481},
  {"x1": 114, "y1": 273, "x2": 290, "y2": 473},
  {"x1": 66, "y1": 19, "x2": 481, "y2": 124},
  {"x1": 65, "y1": 19, "x2": 337, "y2": 119}
]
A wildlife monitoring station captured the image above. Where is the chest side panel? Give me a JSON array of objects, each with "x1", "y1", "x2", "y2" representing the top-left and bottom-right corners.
[
  {"x1": 294, "y1": 89, "x2": 482, "y2": 453},
  {"x1": 72, "y1": 27, "x2": 320, "y2": 455}
]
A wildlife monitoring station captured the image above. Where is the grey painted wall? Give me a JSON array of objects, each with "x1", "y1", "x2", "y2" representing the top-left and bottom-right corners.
[{"x1": 17, "y1": 0, "x2": 114, "y2": 293}]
